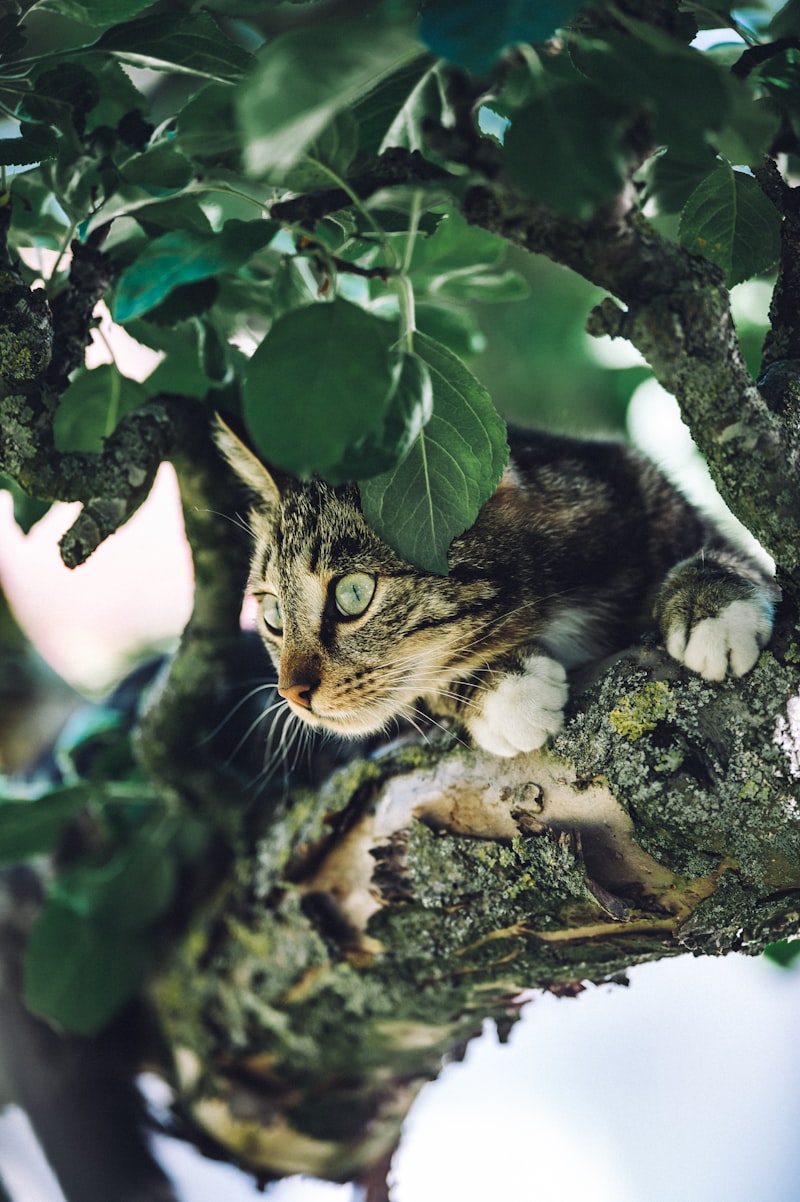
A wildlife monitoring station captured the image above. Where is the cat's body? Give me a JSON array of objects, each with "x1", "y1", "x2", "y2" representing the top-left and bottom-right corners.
[{"x1": 217, "y1": 421, "x2": 778, "y2": 757}]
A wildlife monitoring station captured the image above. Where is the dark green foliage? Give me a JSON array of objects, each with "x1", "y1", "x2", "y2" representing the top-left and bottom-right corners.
[
  {"x1": 678, "y1": 161, "x2": 782, "y2": 286},
  {"x1": 764, "y1": 937, "x2": 800, "y2": 967},
  {"x1": 0, "y1": 0, "x2": 793, "y2": 1041},
  {"x1": 0, "y1": 0, "x2": 784, "y2": 564},
  {"x1": 1, "y1": 687, "x2": 208, "y2": 1034},
  {"x1": 418, "y1": 0, "x2": 583, "y2": 72},
  {"x1": 360, "y1": 333, "x2": 508, "y2": 573},
  {"x1": 1, "y1": 0, "x2": 786, "y2": 565}
]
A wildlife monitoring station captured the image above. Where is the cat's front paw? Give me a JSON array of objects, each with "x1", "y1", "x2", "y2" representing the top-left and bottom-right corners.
[
  {"x1": 467, "y1": 655, "x2": 568, "y2": 757},
  {"x1": 665, "y1": 597, "x2": 773, "y2": 681},
  {"x1": 657, "y1": 553, "x2": 777, "y2": 682}
]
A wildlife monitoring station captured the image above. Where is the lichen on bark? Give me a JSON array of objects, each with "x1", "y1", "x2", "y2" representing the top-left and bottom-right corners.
[{"x1": 148, "y1": 609, "x2": 800, "y2": 1182}]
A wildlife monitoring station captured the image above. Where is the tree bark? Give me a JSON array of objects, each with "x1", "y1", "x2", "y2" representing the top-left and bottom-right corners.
[
  {"x1": 135, "y1": 155, "x2": 800, "y2": 1184},
  {"x1": 142, "y1": 608, "x2": 800, "y2": 1184},
  {"x1": 2, "y1": 93, "x2": 800, "y2": 1199}
]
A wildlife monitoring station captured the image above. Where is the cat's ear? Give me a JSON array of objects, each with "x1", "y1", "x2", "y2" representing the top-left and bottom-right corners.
[{"x1": 214, "y1": 415, "x2": 281, "y2": 506}]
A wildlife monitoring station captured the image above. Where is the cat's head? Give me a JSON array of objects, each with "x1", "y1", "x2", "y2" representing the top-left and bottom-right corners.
[{"x1": 215, "y1": 418, "x2": 517, "y2": 739}]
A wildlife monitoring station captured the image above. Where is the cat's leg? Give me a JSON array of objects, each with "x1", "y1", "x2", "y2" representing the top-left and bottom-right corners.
[
  {"x1": 655, "y1": 549, "x2": 778, "y2": 681},
  {"x1": 465, "y1": 652, "x2": 569, "y2": 757}
]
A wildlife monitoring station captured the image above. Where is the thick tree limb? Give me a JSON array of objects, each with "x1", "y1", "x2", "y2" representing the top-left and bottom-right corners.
[
  {"x1": 2, "y1": 55, "x2": 799, "y2": 1198},
  {"x1": 0, "y1": 870, "x2": 178, "y2": 1202},
  {"x1": 46, "y1": 233, "x2": 114, "y2": 393},
  {"x1": 460, "y1": 182, "x2": 800, "y2": 584},
  {"x1": 148, "y1": 626, "x2": 800, "y2": 1183}
]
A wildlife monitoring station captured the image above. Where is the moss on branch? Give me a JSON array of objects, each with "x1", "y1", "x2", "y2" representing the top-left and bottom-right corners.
[
  {"x1": 460, "y1": 181, "x2": 800, "y2": 586},
  {"x1": 149, "y1": 620, "x2": 800, "y2": 1183}
]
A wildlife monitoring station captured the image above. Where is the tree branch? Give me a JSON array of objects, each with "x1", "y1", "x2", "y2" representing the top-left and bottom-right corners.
[
  {"x1": 149, "y1": 628, "x2": 800, "y2": 1184},
  {"x1": 0, "y1": 870, "x2": 178, "y2": 1202},
  {"x1": 460, "y1": 180, "x2": 800, "y2": 586},
  {"x1": 46, "y1": 230, "x2": 114, "y2": 393},
  {"x1": 269, "y1": 147, "x2": 452, "y2": 227}
]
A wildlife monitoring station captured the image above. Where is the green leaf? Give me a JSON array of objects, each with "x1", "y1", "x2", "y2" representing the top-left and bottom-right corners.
[
  {"x1": 174, "y1": 81, "x2": 241, "y2": 165},
  {"x1": 24, "y1": 899, "x2": 151, "y2": 1035},
  {"x1": 242, "y1": 298, "x2": 398, "y2": 478},
  {"x1": 0, "y1": 125, "x2": 58, "y2": 167},
  {"x1": 0, "y1": 473, "x2": 52, "y2": 532},
  {"x1": 505, "y1": 76, "x2": 628, "y2": 218},
  {"x1": 112, "y1": 219, "x2": 276, "y2": 322},
  {"x1": 380, "y1": 63, "x2": 455, "y2": 153},
  {"x1": 714, "y1": 79, "x2": 779, "y2": 166},
  {"x1": 129, "y1": 196, "x2": 215, "y2": 237},
  {"x1": 145, "y1": 278, "x2": 220, "y2": 327},
  {"x1": 135, "y1": 321, "x2": 214, "y2": 399},
  {"x1": 0, "y1": 785, "x2": 90, "y2": 865},
  {"x1": 360, "y1": 333, "x2": 507, "y2": 574},
  {"x1": 84, "y1": 55, "x2": 150, "y2": 134},
  {"x1": 23, "y1": 823, "x2": 179, "y2": 1033},
  {"x1": 678, "y1": 162, "x2": 782, "y2": 286},
  {"x1": 0, "y1": 12, "x2": 26, "y2": 57},
  {"x1": 269, "y1": 110, "x2": 359, "y2": 192},
  {"x1": 120, "y1": 141, "x2": 195, "y2": 192},
  {"x1": 574, "y1": 31, "x2": 729, "y2": 152},
  {"x1": 326, "y1": 351, "x2": 433, "y2": 483},
  {"x1": 771, "y1": 0, "x2": 800, "y2": 38},
  {"x1": 8, "y1": 172, "x2": 72, "y2": 251},
  {"x1": 418, "y1": 0, "x2": 582, "y2": 73},
  {"x1": 95, "y1": 12, "x2": 253, "y2": 82},
  {"x1": 401, "y1": 208, "x2": 527, "y2": 303},
  {"x1": 85, "y1": 190, "x2": 215, "y2": 238},
  {"x1": 764, "y1": 937, "x2": 800, "y2": 968},
  {"x1": 28, "y1": 62, "x2": 101, "y2": 126},
  {"x1": 51, "y1": 836, "x2": 176, "y2": 932},
  {"x1": 433, "y1": 268, "x2": 529, "y2": 303},
  {"x1": 415, "y1": 302, "x2": 487, "y2": 357},
  {"x1": 53, "y1": 702, "x2": 138, "y2": 783},
  {"x1": 643, "y1": 146, "x2": 719, "y2": 216},
  {"x1": 238, "y1": 20, "x2": 422, "y2": 177},
  {"x1": 409, "y1": 208, "x2": 506, "y2": 275},
  {"x1": 54, "y1": 364, "x2": 148, "y2": 452},
  {"x1": 351, "y1": 54, "x2": 436, "y2": 157},
  {"x1": 28, "y1": 0, "x2": 156, "y2": 22}
]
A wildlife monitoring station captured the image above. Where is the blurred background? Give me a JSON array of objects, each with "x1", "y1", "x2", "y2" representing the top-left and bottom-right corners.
[{"x1": 1, "y1": 242, "x2": 797, "y2": 1201}]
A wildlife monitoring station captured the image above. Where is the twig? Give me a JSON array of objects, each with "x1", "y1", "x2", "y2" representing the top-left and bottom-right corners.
[
  {"x1": 270, "y1": 147, "x2": 451, "y2": 227},
  {"x1": 731, "y1": 36, "x2": 800, "y2": 79}
]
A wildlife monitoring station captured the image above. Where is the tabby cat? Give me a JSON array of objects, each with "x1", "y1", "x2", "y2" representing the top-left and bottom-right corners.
[{"x1": 216, "y1": 419, "x2": 778, "y2": 758}]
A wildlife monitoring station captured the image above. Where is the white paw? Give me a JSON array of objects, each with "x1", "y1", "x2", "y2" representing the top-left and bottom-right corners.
[
  {"x1": 666, "y1": 597, "x2": 773, "y2": 681},
  {"x1": 467, "y1": 655, "x2": 568, "y2": 757}
]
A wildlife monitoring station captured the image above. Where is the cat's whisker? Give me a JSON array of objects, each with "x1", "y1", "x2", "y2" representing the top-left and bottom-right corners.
[
  {"x1": 203, "y1": 680, "x2": 281, "y2": 746},
  {"x1": 256, "y1": 709, "x2": 304, "y2": 782},
  {"x1": 402, "y1": 704, "x2": 471, "y2": 749},
  {"x1": 216, "y1": 419, "x2": 777, "y2": 763},
  {"x1": 394, "y1": 707, "x2": 432, "y2": 745},
  {"x1": 227, "y1": 697, "x2": 288, "y2": 765},
  {"x1": 201, "y1": 506, "x2": 261, "y2": 542}
]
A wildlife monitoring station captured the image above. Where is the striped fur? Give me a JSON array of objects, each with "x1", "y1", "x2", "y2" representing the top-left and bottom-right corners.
[{"x1": 217, "y1": 422, "x2": 779, "y2": 756}]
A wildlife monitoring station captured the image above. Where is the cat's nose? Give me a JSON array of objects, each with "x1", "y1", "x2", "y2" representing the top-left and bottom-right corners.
[
  {"x1": 278, "y1": 653, "x2": 321, "y2": 710},
  {"x1": 278, "y1": 680, "x2": 315, "y2": 709}
]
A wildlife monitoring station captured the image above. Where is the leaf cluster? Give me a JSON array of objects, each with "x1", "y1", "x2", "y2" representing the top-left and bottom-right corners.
[
  {"x1": 0, "y1": 0, "x2": 798, "y2": 1053},
  {"x1": 1, "y1": 0, "x2": 794, "y2": 573},
  {"x1": 0, "y1": 681, "x2": 207, "y2": 1034}
]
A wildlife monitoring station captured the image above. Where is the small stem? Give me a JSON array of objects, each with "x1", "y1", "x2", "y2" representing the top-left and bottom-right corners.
[
  {"x1": 401, "y1": 188, "x2": 423, "y2": 275},
  {"x1": 303, "y1": 156, "x2": 399, "y2": 269},
  {"x1": 396, "y1": 275, "x2": 416, "y2": 354},
  {"x1": 48, "y1": 220, "x2": 77, "y2": 282},
  {"x1": 185, "y1": 181, "x2": 271, "y2": 214}
]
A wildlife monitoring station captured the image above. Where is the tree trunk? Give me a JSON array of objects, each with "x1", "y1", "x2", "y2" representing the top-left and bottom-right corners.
[{"x1": 147, "y1": 609, "x2": 800, "y2": 1185}]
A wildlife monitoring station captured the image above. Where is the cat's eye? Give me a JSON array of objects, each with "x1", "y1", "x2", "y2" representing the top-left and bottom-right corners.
[
  {"x1": 334, "y1": 573, "x2": 376, "y2": 618},
  {"x1": 262, "y1": 592, "x2": 283, "y2": 633}
]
